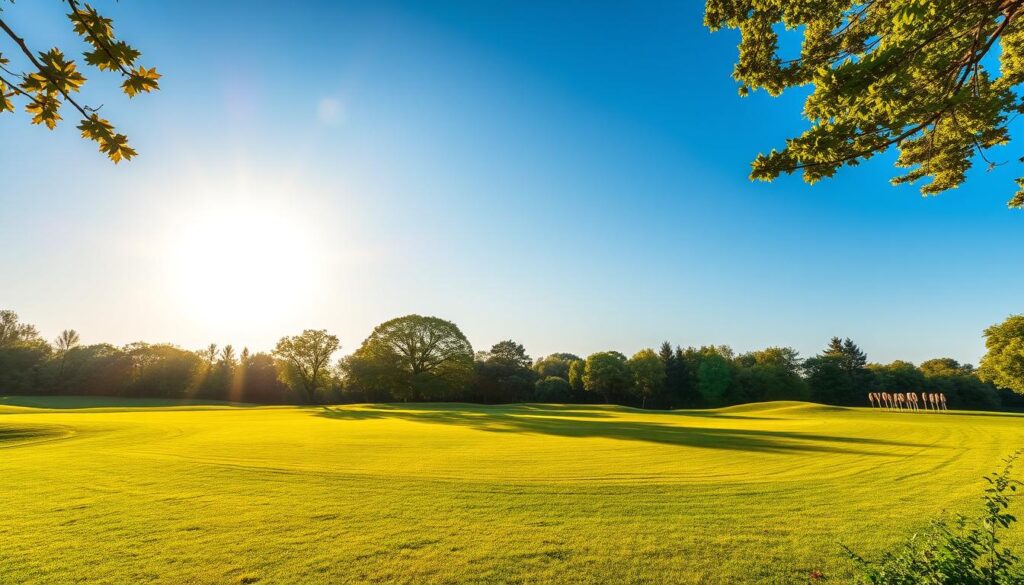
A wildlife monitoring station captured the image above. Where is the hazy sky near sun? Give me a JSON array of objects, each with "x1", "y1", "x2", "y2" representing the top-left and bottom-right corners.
[{"x1": 2, "y1": 1, "x2": 1022, "y2": 365}]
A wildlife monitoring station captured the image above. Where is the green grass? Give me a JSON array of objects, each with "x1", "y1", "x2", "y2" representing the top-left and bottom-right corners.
[{"x1": 1, "y1": 398, "x2": 1022, "y2": 584}]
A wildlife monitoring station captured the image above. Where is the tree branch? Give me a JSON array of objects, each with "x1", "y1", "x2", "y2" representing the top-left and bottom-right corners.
[
  {"x1": 64, "y1": 0, "x2": 132, "y2": 78},
  {"x1": 0, "y1": 15, "x2": 92, "y2": 119}
]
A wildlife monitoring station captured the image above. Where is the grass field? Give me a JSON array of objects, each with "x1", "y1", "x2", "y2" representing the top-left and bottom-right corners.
[{"x1": 1, "y1": 398, "x2": 1022, "y2": 584}]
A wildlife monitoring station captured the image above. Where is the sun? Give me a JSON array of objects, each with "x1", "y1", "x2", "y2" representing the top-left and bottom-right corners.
[{"x1": 167, "y1": 204, "x2": 316, "y2": 327}]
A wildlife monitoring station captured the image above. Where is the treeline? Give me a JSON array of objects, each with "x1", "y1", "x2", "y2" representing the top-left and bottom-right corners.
[{"x1": 1, "y1": 310, "x2": 1020, "y2": 410}]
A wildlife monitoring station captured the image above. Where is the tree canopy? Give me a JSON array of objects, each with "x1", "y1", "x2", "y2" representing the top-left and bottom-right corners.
[
  {"x1": 979, "y1": 314, "x2": 1024, "y2": 394},
  {"x1": 342, "y1": 315, "x2": 474, "y2": 401},
  {"x1": 583, "y1": 351, "x2": 631, "y2": 403},
  {"x1": 628, "y1": 348, "x2": 666, "y2": 409},
  {"x1": 0, "y1": 1, "x2": 159, "y2": 161},
  {"x1": 705, "y1": 0, "x2": 1024, "y2": 208},
  {"x1": 273, "y1": 329, "x2": 340, "y2": 403}
]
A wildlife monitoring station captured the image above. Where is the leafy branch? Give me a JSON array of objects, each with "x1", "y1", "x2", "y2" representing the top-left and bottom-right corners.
[{"x1": 0, "y1": 1, "x2": 159, "y2": 162}]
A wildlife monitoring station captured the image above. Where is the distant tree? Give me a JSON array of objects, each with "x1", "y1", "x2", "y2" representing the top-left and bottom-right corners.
[
  {"x1": 733, "y1": 347, "x2": 807, "y2": 403},
  {"x1": 696, "y1": 352, "x2": 731, "y2": 407},
  {"x1": 123, "y1": 343, "x2": 202, "y2": 398},
  {"x1": 0, "y1": 310, "x2": 50, "y2": 393},
  {"x1": 822, "y1": 337, "x2": 869, "y2": 376},
  {"x1": 705, "y1": 0, "x2": 1024, "y2": 208},
  {"x1": 54, "y1": 329, "x2": 80, "y2": 354},
  {"x1": 658, "y1": 341, "x2": 688, "y2": 408},
  {"x1": 219, "y1": 344, "x2": 236, "y2": 366},
  {"x1": 534, "y1": 376, "x2": 573, "y2": 403},
  {"x1": 53, "y1": 329, "x2": 80, "y2": 386},
  {"x1": 673, "y1": 346, "x2": 700, "y2": 407},
  {"x1": 0, "y1": 310, "x2": 44, "y2": 347},
  {"x1": 804, "y1": 355, "x2": 847, "y2": 405},
  {"x1": 59, "y1": 343, "x2": 131, "y2": 396},
  {"x1": 920, "y1": 357, "x2": 974, "y2": 378},
  {"x1": 917, "y1": 357, "x2": 1001, "y2": 410},
  {"x1": 567, "y1": 359, "x2": 586, "y2": 395},
  {"x1": 483, "y1": 340, "x2": 532, "y2": 368},
  {"x1": 0, "y1": 1, "x2": 160, "y2": 162},
  {"x1": 806, "y1": 337, "x2": 872, "y2": 405},
  {"x1": 583, "y1": 351, "x2": 632, "y2": 404},
  {"x1": 273, "y1": 330, "x2": 340, "y2": 404},
  {"x1": 472, "y1": 340, "x2": 537, "y2": 403},
  {"x1": 239, "y1": 352, "x2": 289, "y2": 404},
  {"x1": 980, "y1": 315, "x2": 1024, "y2": 395},
  {"x1": 869, "y1": 360, "x2": 926, "y2": 393},
  {"x1": 342, "y1": 315, "x2": 473, "y2": 402},
  {"x1": 534, "y1": 353, "x2": 580, "y2": 380},
  {"x1": 628, "y1": 348, "x2": 666, "y2": 409},
  {"x1": 199, "y1": 343, "x2": 218, "y2": 367}
]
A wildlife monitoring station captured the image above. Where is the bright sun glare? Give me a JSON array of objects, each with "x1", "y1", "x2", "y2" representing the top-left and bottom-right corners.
[{"x1": 168, "y1": 205, "x2": 316, "y2": 327}]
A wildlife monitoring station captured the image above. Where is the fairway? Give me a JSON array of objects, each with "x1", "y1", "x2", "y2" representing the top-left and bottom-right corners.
[{"x1": 2, "y1": 399, "x2": 1022, "y2": 584}]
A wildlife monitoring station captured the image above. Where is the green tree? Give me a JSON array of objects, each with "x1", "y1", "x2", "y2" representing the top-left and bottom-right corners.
[
  {"x1": 0, "y1": 310, "x2": 50, "y2": 394},
  {"x1": 733, "y1": 346, "x2": 808, "y2": 403},
  {"x1": 53, "y1": 328, "x2": 80, "y2": 390},
  {"x1": 807, "y1": 337, "x2": 872, "y2": 405},
  {"x1": 583, "y1": 351, "x2": 631, "y2": 403},
  {"x1": 273, "y1": 329, "x2": 340, "y2": 404},
  {"x1": 121, "y1": 342, "x2": 201, "y2": 399},
  {"x1": 533, "y1": 352, "x2": 580, "y2": 381},
  {"x1": 0, "y1": 1, "x2": 160, "y2": 161},
  {"x1": 979, "y1": 315, "x2": 1024, "y2": 395},
  {"x1": 482, "y1": 340, "x2": 532, "y2": 368},
  {"x1": 920, "y1": 357, "x2": 974, "y2": 378},
  {"x1": 342, "y1": 315, "x2": 473, "y2": 402},
  {"x1": 628, "y1": 348, "x2": 666, "y2": 409},
  {"x1": 534, "y1": 376, "x2": 573, "y2": 403},
  {"x1": 697, "y1": 352, "x2": 731, "y2": 407},
  {"x1": 673, "y1": 346, "x2": 701, "y2": 407},
  {"x1": 567, "y1": 359, "x2": 586, "y2": 395},
  {"x1": 705, "y1": 0, "x2": 1024, "y2": 208},
  {"x1": 0, "y1": 309, "x2": 43, "y2": 347},
  {"x1": 869, "y1": 360, "x2": 926, "y2": 393},
  {"x1": 658, "y1": 341, "x2": 689, "y2": 408},
  {"x1": 472, "y1": 340, "x2": 537, "y2": 403}
]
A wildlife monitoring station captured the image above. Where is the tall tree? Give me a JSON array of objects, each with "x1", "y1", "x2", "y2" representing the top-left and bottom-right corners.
[
  {"x1": 199, "y1": 343, "x2": 218, "y2": 367},
  {"x1": 673, "y1": 346, "x2": 699, "y2": 407},
  {"x1": 273, "y1": 330, "x2": 340, "y2": 404},
  {"x1": 657, "y1": 341, "x2": 686, "y2": 408},
  {"x1": 0, "y1": 1, "x2": 160, "y2": 161},
  {"x1": 705, "y1": 0, "x2": 1024, "y2": 208},
  {"x1": 628, "y1": 348, "x2": 666, "y2": 409},
  {"x1": 979, "y1": 314, "x2": 1024, "y2": 395},
  {"x1": 806, "y1": 337, "x2": 871, "y2": 405},
  {"x1": 583, "y1": 351, "x2": 632, "y2": 404},
  {"x1": 342, "y1": 315, "x2": 473, "y2": 402},
  {"x1": 53, "y1": 328, "x2": 80, "y2": 387}
]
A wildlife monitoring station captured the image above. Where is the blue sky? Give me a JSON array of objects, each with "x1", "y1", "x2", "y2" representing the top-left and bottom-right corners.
[{"x1": 1, "y1": 1, "x2": 1021, "y2": 365}]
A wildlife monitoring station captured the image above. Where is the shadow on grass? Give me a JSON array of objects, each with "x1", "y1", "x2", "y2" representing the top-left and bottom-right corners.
[
  {"x1": 314, "y1": 403, "x2": 932, "y2": 456},
  {"x1": 0, "y1": 395, "x2": 258, "y2": 410}
]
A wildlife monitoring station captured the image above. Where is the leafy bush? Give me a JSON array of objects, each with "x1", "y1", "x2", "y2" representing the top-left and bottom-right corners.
[{"x1": 844, "y1": 451, "x2": 1023, "y2": 584}]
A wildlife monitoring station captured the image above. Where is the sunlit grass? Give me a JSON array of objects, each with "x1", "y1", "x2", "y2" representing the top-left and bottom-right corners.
[{"x1": 1, "y1": 398, "x2": 1022, "y2": 583}]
